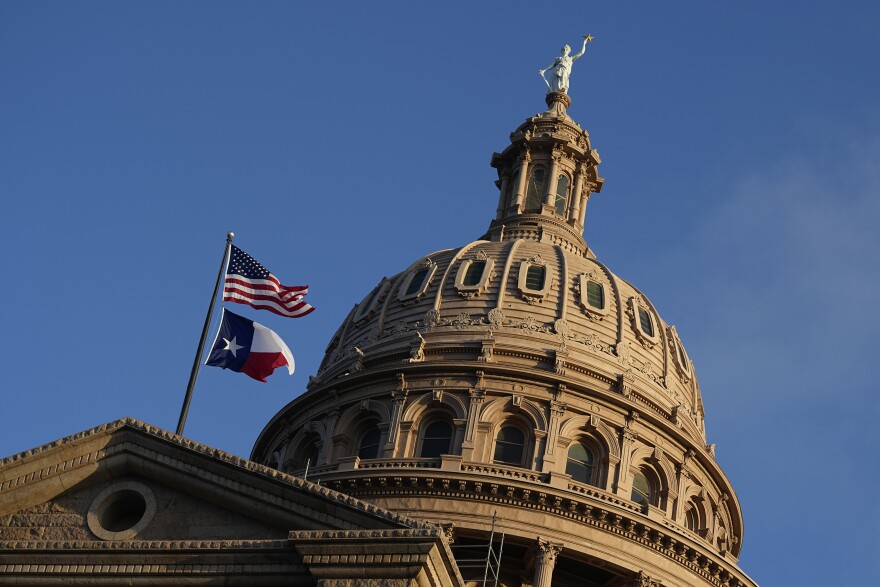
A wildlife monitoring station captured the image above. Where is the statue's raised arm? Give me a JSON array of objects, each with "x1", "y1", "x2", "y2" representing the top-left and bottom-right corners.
[{"x1": 539, "y1": 35, "x2": 593, "y2": 95}]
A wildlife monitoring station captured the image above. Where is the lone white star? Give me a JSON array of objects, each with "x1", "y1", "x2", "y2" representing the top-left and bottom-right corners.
[{"x1": 222, "y1": 336, "x2": 244, "y2": 357}]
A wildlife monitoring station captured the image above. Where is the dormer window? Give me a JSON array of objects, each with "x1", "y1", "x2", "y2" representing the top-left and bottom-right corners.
[
  {"x1": 353, "y1": 279, "x2": 389, "y2": 322},
  {"x1": 525, "y1": 265, "x2": 545, "y2": 290},
  {"x1": 517, "y1": 256, "x2": 551, "y2": 304},
  {"x1": 668, "y1": 325, "x2": 692, "y2": 380},
  {"x1": 398, "y1": 259, "x2": 437, "y2": 304},
  {"x1": 554, "y1": 174, "x2": 569, "y2": 216},
  {"x1": 406, "y1": 268, "x2": 429, "y2": 296},
  {"x1": 638, "y1": 307, "x2": 654, "y2": 337},
  {"x1": 587, "y1": 280, "x2": 604, "y2": 309},
  {"x1": 576, "y1": 272, "x2": 608, "y2": 319},
  {"x1": 524, "y1": 168, "x2": 545, "y2": 212},
  {"x1": 455, "y1": 253, "x2": 494, "y2": 299},
  {"x1": 628, "y1": 297, "x2": 660, "y2": 347},
  {"x1": 463, "y1": 261, "x2": 486, "y2": 286}
]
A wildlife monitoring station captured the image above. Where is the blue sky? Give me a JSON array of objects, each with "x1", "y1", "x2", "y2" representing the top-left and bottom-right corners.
[{"x1": 2, "y1": 2, "x2": 878, "y2": 584}]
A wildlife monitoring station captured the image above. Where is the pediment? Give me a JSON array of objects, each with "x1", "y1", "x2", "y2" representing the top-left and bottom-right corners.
[
  {"x1": 0, "y1": 419, "x2": 460, "y2": 586},
  {"x1": 0, "y1": 418, "x2": 417, "y2": 539}
]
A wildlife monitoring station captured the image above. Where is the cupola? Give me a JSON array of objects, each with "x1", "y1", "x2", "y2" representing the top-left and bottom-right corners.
[{"x1": 486, "y1": 92, "x2": 605, "y2": 257}]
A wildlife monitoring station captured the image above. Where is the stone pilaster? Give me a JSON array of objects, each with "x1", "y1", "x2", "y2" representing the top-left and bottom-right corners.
[
  {"x1": 385, "y1": 373, "x2": 408, "y2": 456},
  {"x1": 461, "y1": 380, "x2": 487, "y2": 461}
]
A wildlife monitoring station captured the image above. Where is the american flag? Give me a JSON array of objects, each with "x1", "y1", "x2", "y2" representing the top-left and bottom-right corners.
[{"x1": 223, "y1": 245, "x2": 314, "y2": 318}]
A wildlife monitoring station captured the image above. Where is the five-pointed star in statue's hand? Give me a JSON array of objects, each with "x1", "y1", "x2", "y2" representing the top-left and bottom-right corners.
[{"x1": 223, "y1": 336, "x2": 244, "y2": 357}]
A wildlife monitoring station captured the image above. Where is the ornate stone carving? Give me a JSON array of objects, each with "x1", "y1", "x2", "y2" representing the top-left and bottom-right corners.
[
  {"x1": 406, "y1": 332, "x2": 426, "y2": 363},
  {"x1": 488, "y1": 308, "x2": 505, "y2": 329}
]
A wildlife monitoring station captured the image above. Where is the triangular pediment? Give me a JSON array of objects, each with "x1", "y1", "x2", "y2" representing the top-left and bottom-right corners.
[
  {"x1": 0, "y1": 418, "x2": 420, "y2": 542},
  {"x1": 0, "y1": 419, "x2": 464, "y2": 586}
]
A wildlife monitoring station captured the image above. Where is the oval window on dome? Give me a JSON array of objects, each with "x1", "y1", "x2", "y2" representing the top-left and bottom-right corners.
[
  {"x1": 406, "y1": 268, "x2": 429, "y2": 296},
  {"x1": 628, "y1": 297, "x2": 660, "y2": 346},
  {"x1": 576, "y1": 273, "x2": 608, "y2": 319},
  {"x1": 554, "y1": 174, "x2": 569, "y2": 216},
  {"x1": 455, "y1": 254, "x2": 494, "y2": 298},
  {"x1": 354, "y1": 280, "x2": 389, "y2": 321},
  {"x1": 524, "y1": 168, "x2": 545, "y2": 212},
  {"x1": 517, "y1": 258, "x2": 551, "y2": 303},
  {"x1": 463, "y1": 261, "x2": 486, "y2": 286},
  {"x1": 638, "y1": 307, "x2": 654, "y2": 337},
  {"x1": 398, "y1": 260, "x2": 437, "y2": 303},
  {"x1": 525, "y1": 265, "x2": 545, "y2": 290}
]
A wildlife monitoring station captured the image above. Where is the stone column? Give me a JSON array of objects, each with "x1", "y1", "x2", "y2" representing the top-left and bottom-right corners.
[
  {"x1": 569, "y1": 162, "x2": 586, "y2": 224},
  {"x1": 496, "y1": 171, "x2": 511, "y2": 220},
  {"x1": 578, "y1": 185, "x2": 591, "y2": 226},
  {"x1": 532, "y1": 538, "x2": 562, "y2": 587},
  {"x1": 544, "y1": 154, "x2": 561, "y2": 208},
  {"x1": 511, "y1": 150, "x2": 530, "y2": 214}
]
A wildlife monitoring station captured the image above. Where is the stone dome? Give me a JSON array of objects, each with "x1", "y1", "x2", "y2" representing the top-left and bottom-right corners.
[{"x1": 252, "y1": 92, "x2": 755, "y2": 587}]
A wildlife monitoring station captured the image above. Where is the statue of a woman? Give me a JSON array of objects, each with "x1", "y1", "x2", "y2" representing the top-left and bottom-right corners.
[{"x1": 539, "y1": 36, "x2": 592, "y2": 94}]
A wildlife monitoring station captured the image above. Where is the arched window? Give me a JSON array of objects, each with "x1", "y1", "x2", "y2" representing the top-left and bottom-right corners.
[
  {"x1": 565, "y1": 442, "x2": 594, "y2": 485},
  {"x1": 357, "y1": 425, "x2": 382, "y2": 460},
  {"x1": 420, "y1": 420, "x2": 453, "y2": 458},
  {"x1": 289, "y1": 434, "x2": 320, "y2": 472},
  {"x1": 631, "y1": 469, "x2": 655, "y2": 510},
  {"x1": 554, "y1": 174, "x2": 569, "y2": 216},
  {"x1": 524, "y1": 168, "x2": 545, "y2": 212},
  {"x1": 493, "y1": 425, "x2": 526, "y2": 466},
  {"x1": 684, "y1": 502, "x2": 699, "y2": 531}
]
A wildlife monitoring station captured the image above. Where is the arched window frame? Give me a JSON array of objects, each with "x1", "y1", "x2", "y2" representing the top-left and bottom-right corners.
[
  {"x1": 630, "y1": 466, "x2": 660, "y2": 512},
  {"x1": 628, "y1": 296, "x2": 660, "y2": 348},
  {"x1": 398, "y1": 259, "x2": 437, "y2": 304},
  {"x1": 564, "y1": 437, "x2": 600, "y2": 486},
  {"x1": 553, "y1": 172, "x2": 571, "y2": 217},
  {"x1": 354, "y1": 420, "x2": 384, "y2": 460},
  {"x1": 454, "y1": 251, "x2": 495, "y2": 299},
  {"x1": 517, "y1": 255, "x2": 552, "y2": 304},
  {"x1": 491, "y1": 420, "x2": 533, "y2": 469},
  {"x1": 284, "y1": 433, "x2": 322, "y2": 474},
  {"x1": 415, "y1": 415, "x2": 456, "y2": 459},
  {"x1": 523, "y1": 166, "x2": 546, "y2": 212}
]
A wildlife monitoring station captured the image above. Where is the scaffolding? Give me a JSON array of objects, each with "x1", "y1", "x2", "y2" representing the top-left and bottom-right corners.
[{"x1": 450, "y1": 512, "x2": 505, "y2": 586}]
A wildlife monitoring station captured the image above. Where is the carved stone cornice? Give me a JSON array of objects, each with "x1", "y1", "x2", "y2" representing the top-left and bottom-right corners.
[{"x1": 319, "y1": 468, "x2": 752, "y2": 587}]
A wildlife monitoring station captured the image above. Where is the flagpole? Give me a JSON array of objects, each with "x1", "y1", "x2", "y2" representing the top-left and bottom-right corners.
[{"x1": 176, "y1": 232, "x2": 234, "y2": 436}]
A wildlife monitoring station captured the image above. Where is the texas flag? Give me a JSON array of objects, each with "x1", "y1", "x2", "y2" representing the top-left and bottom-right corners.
[{"x1": 205, "y1": 309, "x2": 295, "y2": 382}]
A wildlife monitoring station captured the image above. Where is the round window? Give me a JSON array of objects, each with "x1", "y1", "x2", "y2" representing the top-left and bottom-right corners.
[{"x1": 87, "y1": 481, "x2": 156, "y2": 540}]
